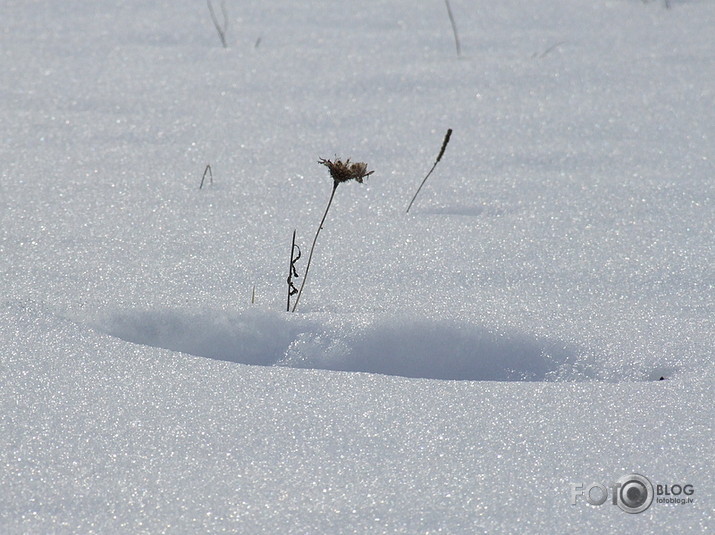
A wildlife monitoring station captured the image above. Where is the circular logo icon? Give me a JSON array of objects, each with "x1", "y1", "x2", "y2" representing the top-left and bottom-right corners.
[{"x1": 615, "y1": 474, "x2": 654, "y2": 514}]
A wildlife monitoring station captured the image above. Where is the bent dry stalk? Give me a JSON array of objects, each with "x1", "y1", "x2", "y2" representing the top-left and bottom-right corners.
[
  {"x1": 444, "y1": 0, "x2": 461, "y2": 57},
  {"x1": 207, "y1": 0, "x2": 228, "y2": 48},
  {"x1": 199, "y1": 164, "x2": 213, "y2": 189},
  {"x1": 291, "y1": 158, "x2": 373, "y2": 313},
  {"x1": 286, "y1": 229, "x2": 301, "y2": 312}
]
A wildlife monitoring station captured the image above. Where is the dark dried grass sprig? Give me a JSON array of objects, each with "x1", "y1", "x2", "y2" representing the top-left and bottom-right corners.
[
  {"x1": 286, "y1": 229, "x2": 301, "y2": 312},
  {"x1": 199, "y1": 164, "x2": 213, "y2": 189},
  {"x1": 444, "y1": 0, "x2": 461, "y2": 57},
  {"x1": 207, "y1": 0, "x2": 228, "y2": 48},
  {"x1": 406, "y1": 129, "x2": 453, "y2": 213}
]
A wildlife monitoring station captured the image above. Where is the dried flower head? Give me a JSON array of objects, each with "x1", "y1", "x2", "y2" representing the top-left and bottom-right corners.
[
  {"x1": 319, "y1": 157, "x2": 374, "y2": 184},
  {"x1": 291, "y1": 156, "x2": 375, "y2": 312}
]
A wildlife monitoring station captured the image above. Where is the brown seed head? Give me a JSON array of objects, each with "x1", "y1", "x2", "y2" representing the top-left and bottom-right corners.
[{"x1": 319, "y1": 157, "x2": 374, "y2": 184}]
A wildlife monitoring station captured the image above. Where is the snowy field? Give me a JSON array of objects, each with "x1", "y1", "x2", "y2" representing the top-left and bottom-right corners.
[{"x1": 1, "y1": 0, "x2": 713, "y2": 532}]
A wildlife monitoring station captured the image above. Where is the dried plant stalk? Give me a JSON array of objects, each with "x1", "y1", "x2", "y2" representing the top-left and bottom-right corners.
[
  {"x1": 286, "y1": 230, "x2": 301, "y2": 312},
  {"x1": 199, "y1": 164, "x2": 213, "y2": 189},
  {"x1": 406, "y1": 129, "x2": 453, "y2": 213},
  {"x1": 207, "y1": 0, "x2": 228, "y2": 48},
  {"x1": 445, "y1": 0, "x2": 461, "y2": 57},
  {"x1": 291, "y1": 158, "x2": 373, "y2": 313}
]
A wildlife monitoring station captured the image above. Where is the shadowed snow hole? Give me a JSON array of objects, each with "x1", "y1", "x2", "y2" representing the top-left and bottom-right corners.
[{"x1": 96, "y1": 309, "x2": 577, "y2": 381}]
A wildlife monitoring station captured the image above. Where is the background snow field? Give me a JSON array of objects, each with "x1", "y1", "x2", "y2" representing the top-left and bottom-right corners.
[{"x1": 1, "y1": 0, "x2": 713, "y2": 532}]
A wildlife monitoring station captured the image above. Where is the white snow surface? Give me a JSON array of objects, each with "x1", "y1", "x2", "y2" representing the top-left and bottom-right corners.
[{"x1": 1, "y1": 0, "x2": 713, "y2": 532}]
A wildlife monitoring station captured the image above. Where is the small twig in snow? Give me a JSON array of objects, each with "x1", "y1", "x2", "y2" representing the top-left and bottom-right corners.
[
  {"x1": 207, "y1": 0, "x2": 229, "y2": 48},
  {"x1": 444, "y1": 0, "x2": 462, "y2": 57},
  {"x1": 533, "y1": 41, "x2": 567, "y2": 59},
  {"x1": 286, "y1": 230, "x2": 301, "y2": 312},
  {"x1": 199, "y1": 164, "x2": 213, "y2": 189}
]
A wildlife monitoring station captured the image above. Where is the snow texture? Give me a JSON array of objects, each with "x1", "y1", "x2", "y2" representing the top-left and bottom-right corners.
[{"x1": 1, "y1": 0, "x2": 713, "y2": 533}]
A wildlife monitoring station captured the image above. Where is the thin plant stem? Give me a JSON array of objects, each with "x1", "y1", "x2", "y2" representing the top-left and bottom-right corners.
[
  {"x1": 286, "y1": 229, "x2": 300, "y2": 312},
  {"x1": 199, "y1": 164, "x2": 213, "y2": 189},
  {"x1": 291, "y1": 182, "x2": 339, "y2": 313},
  {"x1": 406, "y1": 162, "x2": 438, "y2": 214},
  {"x1": 287, "y1": 230, "x2": 296, "y2": 311},
  {"x1": 207, "y1": 0, "x2": 228, "y2": 48},
  {"x1": 406, "y1": 128, "x2": 453, "y2": 213},
  {"x1": 535, "y1": 41, "x2": 567, "y2": 59},
  {"x1": 445, "y1": 0, "x2": 461, "y2": 57}
]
